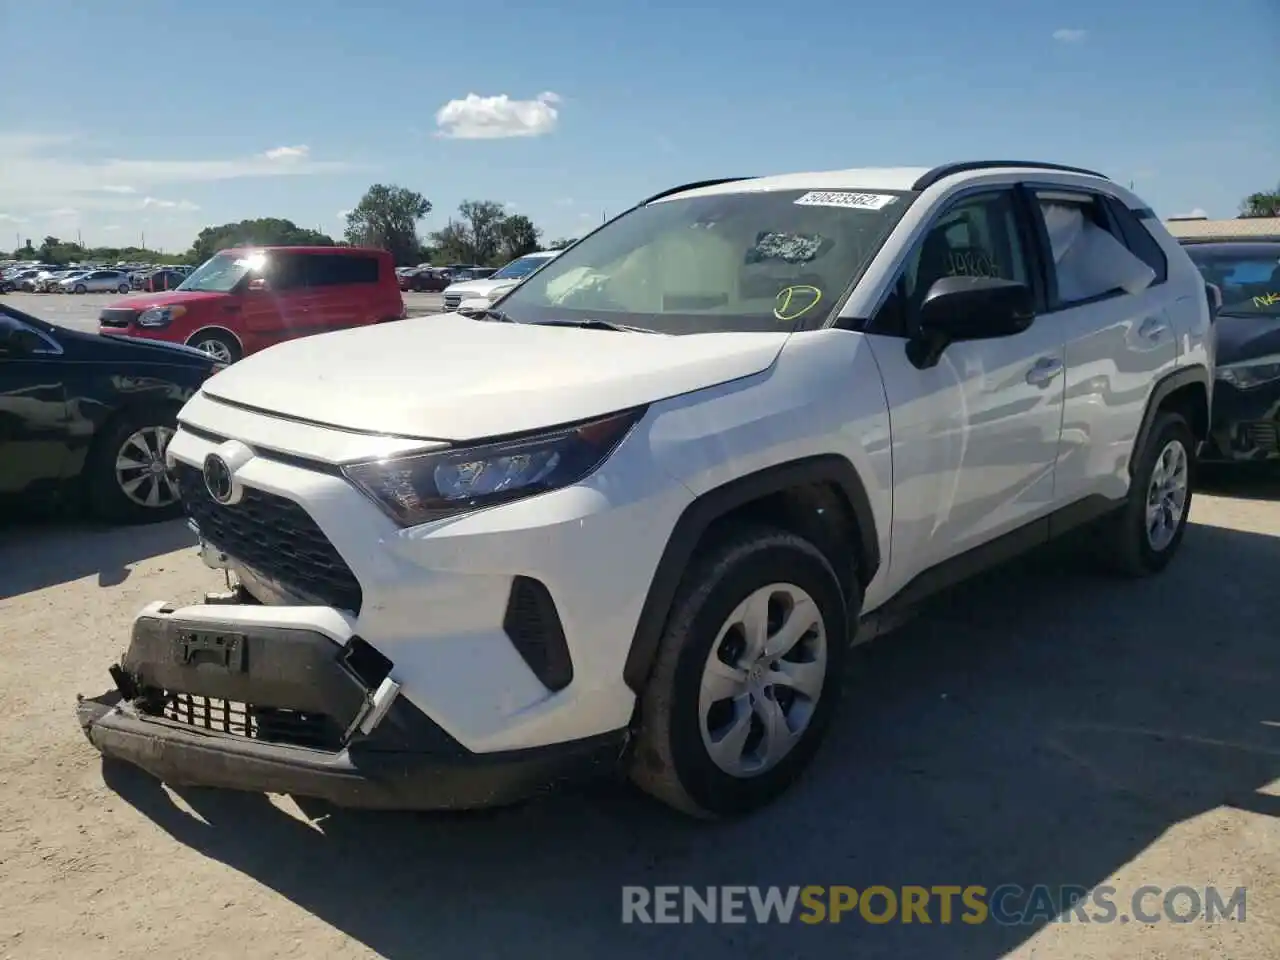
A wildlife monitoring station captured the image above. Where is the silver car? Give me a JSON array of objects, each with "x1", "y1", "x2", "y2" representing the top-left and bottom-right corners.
[{"x1": 60, "y1": 270, "x2": 132, "y2": 294}]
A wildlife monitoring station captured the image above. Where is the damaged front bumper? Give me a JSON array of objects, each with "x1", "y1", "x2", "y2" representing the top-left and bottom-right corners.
[{"x1": 78, "y1": 601, "x2": 626, "y2": 810}]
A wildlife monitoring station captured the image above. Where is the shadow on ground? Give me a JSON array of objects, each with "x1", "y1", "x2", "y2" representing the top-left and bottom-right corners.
[
  {"x1": 0, "y1": 517, "x2": 194, "y2": 600},
  {"x1": 102, "y1": 519, "x2": 1280, "y2": 959},
  {"x1": 1199, "y1": 462, "x2": 1280, "y2": 502}
]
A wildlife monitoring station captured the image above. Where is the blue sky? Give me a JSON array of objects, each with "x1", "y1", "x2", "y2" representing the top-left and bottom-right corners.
[{"x1": 1, "y1": 0, "x2": 1276, "y2": 253}]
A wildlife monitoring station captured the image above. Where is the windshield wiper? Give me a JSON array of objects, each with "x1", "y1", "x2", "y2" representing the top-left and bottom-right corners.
[{"x1": 532, "y1": 318, "x2": 657, "y2": 333}]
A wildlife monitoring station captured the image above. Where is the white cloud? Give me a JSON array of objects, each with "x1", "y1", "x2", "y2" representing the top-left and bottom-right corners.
[
  {"x1": 1170, "y1": 208, "x2": 1209, "y2": 219},
  {"x1": 0, "y1": 213, "x2": 29, "y2": 223},
  {"x1": 0, "y1": 134, "x2": 350, "y2": 214},
  {"x1": 142, "y1": 196, "x2": 200, "y2": 212},
  {"x1": 435, "y1": 92, "x2": 561, "y2": 139},
  {"x1": 1052, "y1": 28, "x2": 1087, "y2": 42},
  {"x1": 264, "y1": 144, "x2": 310, "y2": 161},
  {"x1": 47, "y1": 208, "x2": 78, "y2": 218},
  {"x1": 337, "y1": 209, "x2": 351, "y2": 220}
]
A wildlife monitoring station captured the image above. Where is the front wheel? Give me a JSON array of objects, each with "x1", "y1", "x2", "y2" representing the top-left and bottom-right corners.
[
  {"x1": 74, "y1": 283, "x2": 87, "y2": 294},
  {"x1": 1097, "y1": 411, "x2": 1195, "y2": 576},
  {"x1": 86, "y1": 410, "x2": 182, "y2": 524},
  {"x1": 117, "y1": 283, "x2": 130, "y2": 294},
  {"x1": 628, "y1": 526, "x2": 853, "y2": 818},
  {"x1": 187, "y1": 330, "x2": 242, "y2": 364}
]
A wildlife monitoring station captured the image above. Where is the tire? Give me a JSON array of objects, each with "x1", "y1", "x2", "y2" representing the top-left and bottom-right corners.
[
  {"x1": 628, "y1": 526, "x2": 854, "y2": 819},
  {"x1": 86, "y1": 408, "x2": 183, "y2": 524},
  {"x1": 74, "y1": 283, "x2": 87, "y2": 294},
  {"x1": 1097, "y1": 411, "x2": 1195, "y2": 577},
  {"x1": 117, "y1": 283, "x2": 130, "y2": 294},
  {"x1": 187, "y1": 330, "x2": 242, "y2": 364}
]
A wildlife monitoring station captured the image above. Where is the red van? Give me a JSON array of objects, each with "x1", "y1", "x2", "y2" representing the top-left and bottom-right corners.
[{"x1": 97, "y1": 246, "x2": 405, "y2": 363}]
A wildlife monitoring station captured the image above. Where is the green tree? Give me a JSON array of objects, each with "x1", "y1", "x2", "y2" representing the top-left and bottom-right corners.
[
  {"x1": 1240, "y1": 185, "x2": 1280, "y2": 218},
  {"x1": 497, "y1": 214, "x2": 542, "y2": 262},
  {"x1": 188, "y1": 218, "x2": 334, "y2": 264},
  {"x1": 343, "y1": 184, "x2": 431, "y2": 266},
  {"x1": 429, "y1": 200, "x2": 532, "y2": 266}
]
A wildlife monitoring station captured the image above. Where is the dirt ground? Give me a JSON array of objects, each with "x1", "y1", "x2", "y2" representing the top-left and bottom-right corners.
[{"x1": 2, "y1": 471, "x2": 1278, "y2": 959}]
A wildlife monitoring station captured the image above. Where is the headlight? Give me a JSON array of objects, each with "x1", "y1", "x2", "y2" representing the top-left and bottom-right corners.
[
  {"x1": 341, "y1": 407, "x2": 646, "y2": 527},
  {"x1": 136, "y1": 305, "x2": 186, "y2": 328},
  {"x1": 1217, "y1": 355, "x2": 1280, "y2": 390}
]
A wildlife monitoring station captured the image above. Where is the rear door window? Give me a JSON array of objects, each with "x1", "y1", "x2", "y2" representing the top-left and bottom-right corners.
[{"x1": 305, "y1": 254, "x2": 380, "y2": 287}]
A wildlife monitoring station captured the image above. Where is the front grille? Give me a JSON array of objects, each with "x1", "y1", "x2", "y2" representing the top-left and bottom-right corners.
[
  {"x1": 443, "y1": 293, "x2": 463, "y2": 311},
  {"x1": 1245, "y1": 421, "x2": 1280, "y2": 454},
  {"x1": 161, "y1": 692, "x2": 343, "y2": 751},
  {"x1": 99, "y1": 307, "x2": 137, "y2": 327},
  {"x1": 174, "y1": 462, "x2": 363, "y2": 613}
]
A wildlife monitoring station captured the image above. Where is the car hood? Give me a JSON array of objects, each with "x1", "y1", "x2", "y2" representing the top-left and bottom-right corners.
[
  {"x1": 443, "y1": 278, "x2": 511, "y2": 298},
  {"x1": 1215, "y1": 313, "x2": 1280, "y2": 366},
  {"x1": 62, "y1": 327, "x2": 218, "y2": 368},
  {"x1": 200, "y1": 313, "x2": 790, "y2": 442},
  {"x1": 107, "y1": 289, "x2": 230, "y2": 311}
]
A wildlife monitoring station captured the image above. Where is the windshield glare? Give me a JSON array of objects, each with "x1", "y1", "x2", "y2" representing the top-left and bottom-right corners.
[
  {"x1": 1188, "y1": 247, "x2": 1280, "y2": 316},
  {"x1": 491, "y1": 255, "x2": 551, "y2": 280},
  {"x1": 178, "y1": 251, "x2": 266, "y2": 293},
  {"x1": 496, "y1": 188, "x2": 914, "y2": 334}
]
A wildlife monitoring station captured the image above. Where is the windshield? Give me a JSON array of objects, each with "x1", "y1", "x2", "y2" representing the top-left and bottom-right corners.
[
  {"x1": 178, "y1": 251, "x2": 266, "y2": 293},
  {"x1": 496, "y1": 187, "x2": 914, "y2": 334},
  {"x1": 1187, "y1": 245, "x2": 1280, "y2": 317},
  {"x1": 491, "y1": 255, "x2": 553, "y2": 280}
]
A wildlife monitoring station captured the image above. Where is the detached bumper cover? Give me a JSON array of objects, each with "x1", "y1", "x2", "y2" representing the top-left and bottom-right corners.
[{"x1": 78, "y1": 605, "x2": 626, "y2": 810}]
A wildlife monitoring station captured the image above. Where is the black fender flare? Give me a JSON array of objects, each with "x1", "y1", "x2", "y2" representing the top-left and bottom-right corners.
[
  {"x1": 1130, "y1": 365, "x2": 1211, "y2": 477},
  {"x1": 622, "y1": 454, "x2": 879, "y2": 693}
]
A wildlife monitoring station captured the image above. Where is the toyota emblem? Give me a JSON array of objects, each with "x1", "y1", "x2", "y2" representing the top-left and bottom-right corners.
[{"x1": 203, "y1": 453, "x2": 234, "y2": 504}]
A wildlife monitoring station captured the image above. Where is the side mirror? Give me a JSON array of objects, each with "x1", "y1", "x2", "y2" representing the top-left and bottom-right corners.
[
  {"x1": 1205, "y1": 282, "x2": 1223, "y2": 319},
  {"x1": 908, "y1": 276, "x2": 1035, "y2": 369},
  {"x1": 457, "y1": 297, "x2": 491, "y2": 315}
]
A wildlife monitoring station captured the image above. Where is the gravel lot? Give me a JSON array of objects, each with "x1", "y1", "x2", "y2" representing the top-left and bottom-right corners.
[
  {"x1": 3, "y1": 290, "x2": 445, "y2": 334},
  {"x1": 0, "y1": 470, "x2": 1276, "y2": 958}
]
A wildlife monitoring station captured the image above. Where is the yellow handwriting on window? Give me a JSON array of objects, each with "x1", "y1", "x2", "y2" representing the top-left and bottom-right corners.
[
  {"x1": 1254, "y1": 292, "x2": 1280, "y2": 308},
  {"x1": 774, "y1": 285, "x2": 823, "y2": 321}
]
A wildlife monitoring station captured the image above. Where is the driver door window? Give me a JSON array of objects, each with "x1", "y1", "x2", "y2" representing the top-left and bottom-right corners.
[{"x1": 874, "y1": 191, "x2": 1032, "y2": 336}]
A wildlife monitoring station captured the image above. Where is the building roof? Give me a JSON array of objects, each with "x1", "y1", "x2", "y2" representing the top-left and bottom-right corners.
[{"x1": 1164, "y1": 217, "x2": 1280, "y2": 241}]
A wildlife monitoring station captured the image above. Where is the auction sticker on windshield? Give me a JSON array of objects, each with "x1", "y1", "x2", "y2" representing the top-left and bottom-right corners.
[{"x1": 794, "y1": 191, "x2": 898, "y2": 211}]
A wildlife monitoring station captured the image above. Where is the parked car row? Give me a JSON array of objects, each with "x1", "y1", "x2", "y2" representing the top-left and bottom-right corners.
[
  {"x1": 0, "y1": 262, "x2": 193, "y2": 294},
  {"x1": 396, "y1": 263, "x2": 497, "y2": 292}
]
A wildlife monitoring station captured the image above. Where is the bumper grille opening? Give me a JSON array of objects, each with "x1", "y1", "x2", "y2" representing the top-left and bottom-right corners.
[
  {"x1": 503, "y1": 576, "x2": 574, "y2": 692},
  {"x1": 161, "y1": 692, "x2": 344, "y2": 751},
  {"x1": 174, "y1": 462, "x2": 363, "y2": 614},
  {"x1": 1244, "y1": 421, "x2": 1280, "y2": 455}
]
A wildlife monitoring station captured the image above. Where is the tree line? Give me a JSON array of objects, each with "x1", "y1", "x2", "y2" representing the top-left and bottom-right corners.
[{"x1": 3, "y1": 184, "x2": 580, "y2": 269}]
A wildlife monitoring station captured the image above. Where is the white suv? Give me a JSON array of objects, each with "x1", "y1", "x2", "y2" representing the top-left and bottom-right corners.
[{"x1": 79, "y1": 161, "x2": 1213, "y2": 819}]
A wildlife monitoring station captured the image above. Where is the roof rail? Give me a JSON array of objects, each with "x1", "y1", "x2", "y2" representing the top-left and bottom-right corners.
[
  {"x1": 912, "y1": 161, "x2": 1110, "y2": 191},
  {"x1": 638, "y1": 177, "x2": 756, "y2": 206}
]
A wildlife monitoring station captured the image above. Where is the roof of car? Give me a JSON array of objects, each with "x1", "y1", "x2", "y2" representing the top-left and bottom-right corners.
[
  {"x1": 652, "y1": 161, "x2": 1111, "y2": 204},
  {"x1": 219, "y1": 245, "x2": 387, "y2": 256},
  {"x1": 1181, "y1": 239, "x2": 1280, "y2": 256}
]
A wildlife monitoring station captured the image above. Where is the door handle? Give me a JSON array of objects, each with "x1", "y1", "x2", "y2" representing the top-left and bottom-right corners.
[
  {"x1": 1139, "y1": 316, "x2": 1169, "y2": 340},
  {"x1": 1026, "y1": 356, "x2": 1063, "y2": 387}
]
